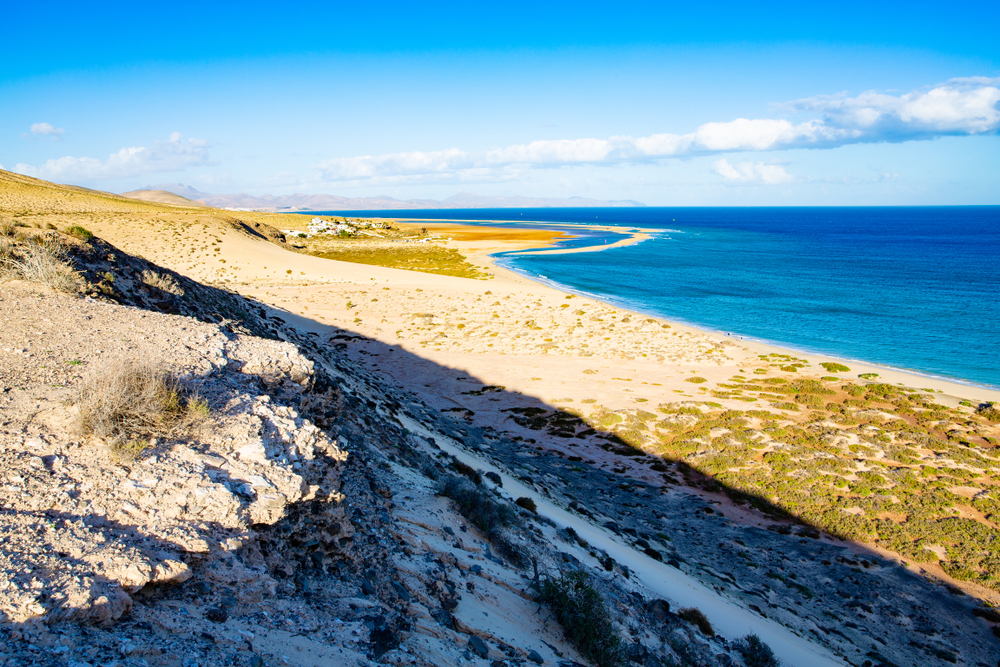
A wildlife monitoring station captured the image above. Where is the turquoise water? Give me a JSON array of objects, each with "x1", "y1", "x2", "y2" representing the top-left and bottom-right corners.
[{"x1": 308, "y1": 207, "x2": 1000, "y2": 388}]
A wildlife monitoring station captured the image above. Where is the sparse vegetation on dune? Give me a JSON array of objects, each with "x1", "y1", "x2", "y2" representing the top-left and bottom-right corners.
[
  {"x1": 564, "y1": 370, "x2": 1000, "y2": 592},
  {"x1": 0, "y1": 169, "x2": 294, "y2": 283}
]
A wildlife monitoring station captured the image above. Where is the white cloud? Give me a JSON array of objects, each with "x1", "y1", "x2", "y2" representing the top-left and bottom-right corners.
[
  {"x1": 711, "y1": 159, "x2": 795, "y2": 185},
  {"x1": 30, "y1": 122, "x2": 65, "y2": 137},
  {"x1": 14, "y1": 133, "x2": 213, "y2": 183},
  {"x1": 314, "y1": 77, "x2": 999, "y2": 185},
  {"x1": 789, "y1": 78, "x2": 1000, "y2": 137}
]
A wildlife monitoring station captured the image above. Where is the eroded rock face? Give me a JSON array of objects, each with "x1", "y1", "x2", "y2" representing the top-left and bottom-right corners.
[{"x1": 0, "y1": 283, "x2": 348, "y2": 627}]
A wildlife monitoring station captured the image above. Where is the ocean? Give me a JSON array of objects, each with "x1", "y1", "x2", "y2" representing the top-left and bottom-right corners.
[{"x1": 308, "y1": 207, "x2": 1000, "y2": 389}]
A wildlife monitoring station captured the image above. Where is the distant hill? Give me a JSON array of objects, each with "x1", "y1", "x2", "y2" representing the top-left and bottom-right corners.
[
  {"x1": 120, "y1": 189, "x2": 208, "y2": 207},
  {"x1": 141, "y1": 183, "x2": 645, "y2": 211}
]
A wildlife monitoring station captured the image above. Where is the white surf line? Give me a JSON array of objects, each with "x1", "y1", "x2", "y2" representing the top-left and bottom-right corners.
[{"x1": 399, "y1": 416, "x2": 847, "y2": 667}]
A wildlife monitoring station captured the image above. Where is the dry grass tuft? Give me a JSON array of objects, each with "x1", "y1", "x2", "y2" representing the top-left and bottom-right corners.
[
  {"x1": 0, "y1": 237, "x2": 81, "y2": 293},
  {"x1": 677, "y1": 607, "x2": 715, "y2": 636},
  {"x1": 76, "y1": 359, "x2": 208, "y2": 458},
  {"x1": 141, "y1": 269, "x2": 184, "y2": 295},
  {"x1": 0, "y1": 219, "x2": 16, "y2": 237}
]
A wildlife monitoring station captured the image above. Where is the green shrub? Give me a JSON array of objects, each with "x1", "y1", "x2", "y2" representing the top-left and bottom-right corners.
[
  {"x1": 539, "y1": 571, "x2": 625, "y2": 667},
  {"x1": 859, "y1": 372, "x2": 880, "y2": 380},
  {"x1": 685, "y1": 377, "x2": 707, "y2": 384},
  {"x1": 677, "y1": 607, "x2": 714, "y2": 636},
  {"x1": 64, "y1": 225, "x2": 94, "y2": 241},
  {"x1": 820, "y1": 362, "x2": 850, "y2": 373}
]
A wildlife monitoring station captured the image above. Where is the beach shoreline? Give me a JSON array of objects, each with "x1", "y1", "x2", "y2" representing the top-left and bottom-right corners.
[
  {"x1": 372, "y1": 214, "x2": 1000, "y2": 398},
  {"x1": 453, "y1": 222, "x2": 999, "y2": 403}
]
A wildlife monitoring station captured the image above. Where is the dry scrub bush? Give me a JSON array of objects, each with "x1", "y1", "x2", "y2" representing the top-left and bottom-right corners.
[
  {"x1": 141, "y1": 269, "x2": 184, "y2": 296},
  {"x1": 76, "y1": 359, "x2": 208, "y2": 459},
  {"x1": 0, "y1": 238, "x2": 80, "y2": 293},
  {"x1": 0, "y1": 219, "x2": 16, "y2": 237},
  {"x1": 677, "y1": 607, "x2": 714, "y2": 636}
]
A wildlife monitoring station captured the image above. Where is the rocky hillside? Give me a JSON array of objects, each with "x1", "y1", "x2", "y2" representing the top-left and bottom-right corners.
[{"x1": 0, "y1": 227, "x2": 782, "y2": 667}]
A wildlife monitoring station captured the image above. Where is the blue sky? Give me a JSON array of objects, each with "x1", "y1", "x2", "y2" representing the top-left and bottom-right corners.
[{"x1": 2, "y1": 1, "x2": 998, "y2": 205}]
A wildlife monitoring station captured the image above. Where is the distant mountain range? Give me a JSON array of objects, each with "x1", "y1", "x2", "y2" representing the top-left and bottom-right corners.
[{"x1": 135, "y1": 184, "x2": 645, "y2": 211}]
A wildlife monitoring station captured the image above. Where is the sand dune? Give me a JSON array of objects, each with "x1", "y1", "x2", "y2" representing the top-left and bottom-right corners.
[{"x1": 120, "y1": 189, "x2": 208, "y2": 207}]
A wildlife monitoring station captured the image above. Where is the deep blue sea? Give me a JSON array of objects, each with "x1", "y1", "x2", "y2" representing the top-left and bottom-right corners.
[{"x1": 307, "y1": 207, "x2": 1000, "y2": 389}]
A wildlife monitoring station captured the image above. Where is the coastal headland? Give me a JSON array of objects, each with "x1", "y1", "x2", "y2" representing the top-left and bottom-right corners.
[{"x1": 3, "y1": 170, "x2": 1000, "y2": 667}]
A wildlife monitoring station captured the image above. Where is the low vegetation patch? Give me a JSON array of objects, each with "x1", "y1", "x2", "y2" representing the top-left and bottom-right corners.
[
  {"x1": 515, "y1": 496, "x2": 537, "y2": 513},
  {"x1": 977, "y1": 402, "x2": 1000, "y2": 422},
  {"x1": 312, "y1": 243, "x2": 487, "y2": 279},
  {"x1": 436, "y1": 474, "x2": 525, "y2": 564},
  {"x1": 64, "y1": 225, "x2": 94, "y2": 241},
  {"x1": 539, "y1": 571, "x2": 625, "y2": 667},
  {"x1": 820, "y1": 362, "x2": 850, "y2": 373}
]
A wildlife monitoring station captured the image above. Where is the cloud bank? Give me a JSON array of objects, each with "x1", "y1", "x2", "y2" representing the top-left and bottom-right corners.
[
  {"x1": 15, "y1": 132, "x2": 212, "y2": 183},
  {"x1": 315, "y1": 78, "x2": 999, "y2": 184}
]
